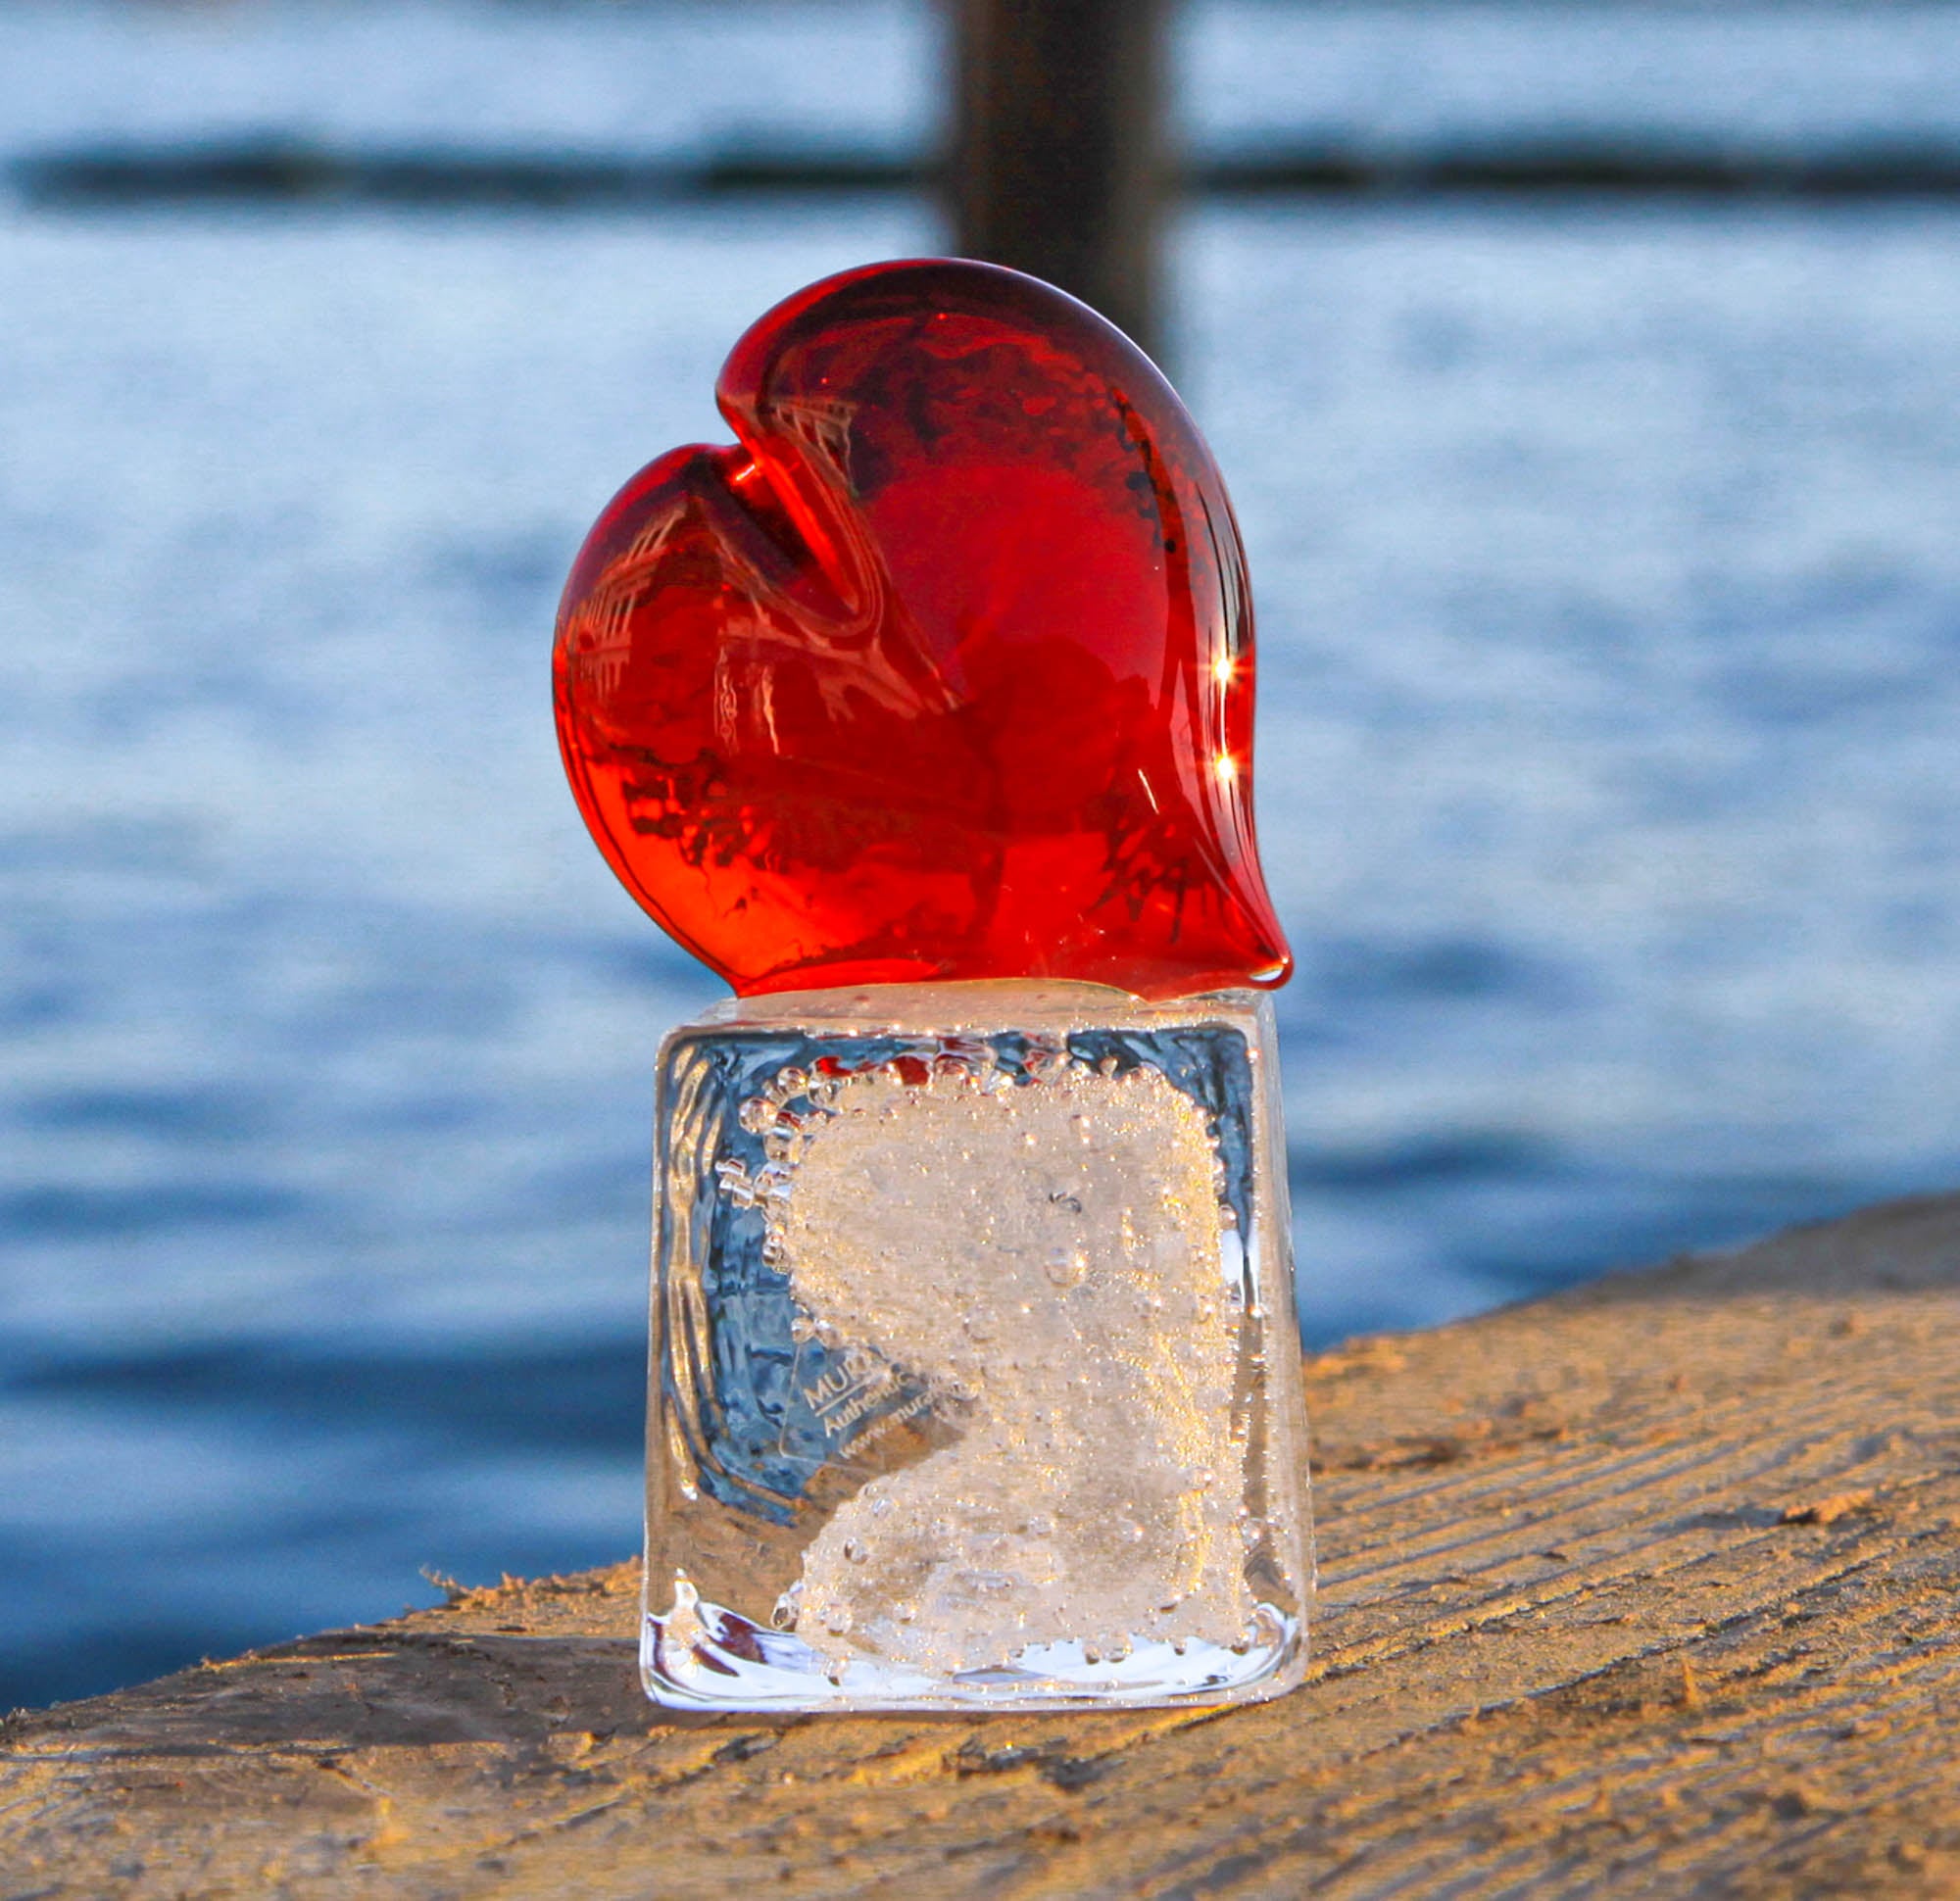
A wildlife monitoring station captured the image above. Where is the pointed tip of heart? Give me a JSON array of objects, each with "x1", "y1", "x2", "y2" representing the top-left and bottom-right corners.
[{"x1": 555, "y1": 257, "x2": 1293, "y2": 999}]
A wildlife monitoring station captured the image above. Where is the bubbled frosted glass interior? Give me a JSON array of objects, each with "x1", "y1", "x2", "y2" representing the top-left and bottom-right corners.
[{"x1": 643, "y1": 980, "x2": 1311, "y2": 1712}]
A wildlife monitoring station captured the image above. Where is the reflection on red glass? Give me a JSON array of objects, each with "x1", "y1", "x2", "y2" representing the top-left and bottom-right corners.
[{"x1": 553, "y1": 258, "x2": 1292, "y2": 999}]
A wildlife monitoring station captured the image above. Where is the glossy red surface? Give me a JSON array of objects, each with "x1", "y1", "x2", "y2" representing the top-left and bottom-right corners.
[{"x1": 554, "y1": 259, "x2": 1291, "y2": 999}]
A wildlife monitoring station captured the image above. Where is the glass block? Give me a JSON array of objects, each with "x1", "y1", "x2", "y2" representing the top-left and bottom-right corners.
[{"x1": 642, "y1": 980, "x2": 1311, "y2": 1713}]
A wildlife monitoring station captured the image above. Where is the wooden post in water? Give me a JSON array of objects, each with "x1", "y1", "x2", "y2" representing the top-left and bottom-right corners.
[{"x1": 950, "y1": 0, "x2": 1167, "y2": 361}]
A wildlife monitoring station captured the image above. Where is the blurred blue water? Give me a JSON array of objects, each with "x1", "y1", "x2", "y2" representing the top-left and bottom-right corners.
[{"x1": 6, "y1": 0, "x2": 1960, "y2": 1709}]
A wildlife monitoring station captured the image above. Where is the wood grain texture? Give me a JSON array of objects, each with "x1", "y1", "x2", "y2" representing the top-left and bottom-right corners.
[{"x1": 6, "y1": 1193, "x2": 1960, "y2": 1898}]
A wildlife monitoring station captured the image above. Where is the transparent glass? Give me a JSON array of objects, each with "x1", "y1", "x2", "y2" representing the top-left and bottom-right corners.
[{"x1": 643, "y1": 979, "x2": 1312, "y2": 1713}]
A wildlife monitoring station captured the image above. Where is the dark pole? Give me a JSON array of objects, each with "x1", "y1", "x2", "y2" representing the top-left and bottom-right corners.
[{"x1": 951, "y1": 0, "x2": 1167, "y2": 362}]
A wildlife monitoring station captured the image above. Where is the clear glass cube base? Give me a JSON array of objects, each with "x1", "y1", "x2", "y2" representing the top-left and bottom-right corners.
[{"x1": 643, "y1": 981, "x2": 1312, "y2": 1713}]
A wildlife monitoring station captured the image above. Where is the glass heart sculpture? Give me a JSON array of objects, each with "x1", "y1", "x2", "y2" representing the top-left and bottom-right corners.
[
  {"x1": 554, "y1": 257, "x2": 1291, "y2": 999},
  {"x1": 554, "y1": 260, "x2": 1310, "y2": 1713}
]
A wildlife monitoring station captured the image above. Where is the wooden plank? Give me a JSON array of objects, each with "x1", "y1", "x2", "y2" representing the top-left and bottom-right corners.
[
  {"x1": 6, "y1": 1191, "x2": 1960, "y2": 1896},
  {"x1": 950, "y1": 0, "x2": 1166, "y2": 357}
]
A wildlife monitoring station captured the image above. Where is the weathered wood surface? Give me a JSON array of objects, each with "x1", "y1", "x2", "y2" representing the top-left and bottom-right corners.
[{"x1": 6, "y1": 1193, "x2": 1960, "y2": 1898}]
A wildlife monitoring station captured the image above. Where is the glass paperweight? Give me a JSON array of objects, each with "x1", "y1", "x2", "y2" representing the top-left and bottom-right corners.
[
  {"x1": 553, "y1": 256, "x2": 1289, "y2": 1000},
  {"x1": 553, "y1": 259, "x2": 1311, "y2": 1710},
  {"x1": 644, "y1": 981, "x2": 1307, "y2": 1710}
]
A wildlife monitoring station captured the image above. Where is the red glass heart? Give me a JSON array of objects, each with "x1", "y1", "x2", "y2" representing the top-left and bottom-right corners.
[{"x1": 553, "y1": 258, "x2": 1291, "y2": 999}]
